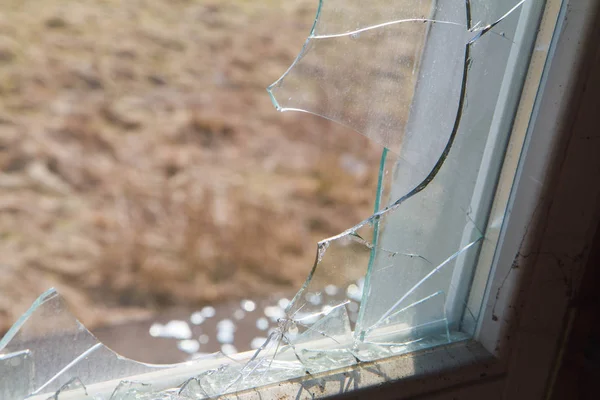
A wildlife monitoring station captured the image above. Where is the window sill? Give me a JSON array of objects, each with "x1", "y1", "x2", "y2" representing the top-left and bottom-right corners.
[{"x1": 221, "y1": 340, "x2": 499, "y2": 400}]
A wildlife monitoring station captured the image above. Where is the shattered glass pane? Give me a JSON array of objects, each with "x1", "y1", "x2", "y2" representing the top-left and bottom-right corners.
[
  {"x1": 0, "y1": 0, "x2": 547, "y2": 398},
  {"x1": 0, "y1": 289, "x2": 174, "y2": 398}
]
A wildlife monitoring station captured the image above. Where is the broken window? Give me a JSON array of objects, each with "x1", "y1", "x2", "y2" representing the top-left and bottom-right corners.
[{"x1": 1, "y1": 0, "x2": 549, "y2": 398}]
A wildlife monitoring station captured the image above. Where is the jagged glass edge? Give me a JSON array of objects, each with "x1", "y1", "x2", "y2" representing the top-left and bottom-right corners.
[
  {"x1": 0, "y1": 288, "x2": 186, "y2": 370},
  {"x1": 0, "y1": 288, "x2": 56, "y2": 350},
  {"x1": 266, "y1": 0, "x2": 323, "y2": 111}
]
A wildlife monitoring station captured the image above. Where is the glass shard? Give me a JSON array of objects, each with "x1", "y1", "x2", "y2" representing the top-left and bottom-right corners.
[
  {"x1": 287, "y1": 303, "x2": 356, "y2": 373},
  {"x1": 178, "y1": 378, "x2": 208, "y2": 400},
  {"x1": 0, "y1": 289, "x2": 174, "y2": 397},
  {"x1": 109, "y1": 381, "x2": 153, "y2": 400}
]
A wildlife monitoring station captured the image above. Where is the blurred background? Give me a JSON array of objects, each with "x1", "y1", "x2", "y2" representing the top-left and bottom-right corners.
[{"x1": 0, "y1": 0, "x2": 384, "y2": 362}]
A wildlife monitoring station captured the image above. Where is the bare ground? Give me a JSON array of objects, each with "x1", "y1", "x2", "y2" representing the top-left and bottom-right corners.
[{"x1": 0, "y1": 0, "x2": 384, "y2": 333}]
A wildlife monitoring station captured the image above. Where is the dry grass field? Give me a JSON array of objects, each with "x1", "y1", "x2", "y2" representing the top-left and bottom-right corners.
[{"x1": 0, "y1": 0, "x2": 386, "y2": 333}]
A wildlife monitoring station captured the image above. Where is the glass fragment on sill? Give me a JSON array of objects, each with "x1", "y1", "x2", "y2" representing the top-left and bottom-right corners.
[
  {"x1": 0, "y1": 0, "x2": 531, "y2": 398},
  {"x1": 108, "y1": 381, "x2": 154, "y2": 400},
  {"x1": 178, "y1": 378, "x2": 206, "y2": 399}
]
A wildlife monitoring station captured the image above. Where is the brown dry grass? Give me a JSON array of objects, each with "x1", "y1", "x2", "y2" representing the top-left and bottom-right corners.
[{"x1": 0, "y1": 0, "x2": 383, "y2": 332}]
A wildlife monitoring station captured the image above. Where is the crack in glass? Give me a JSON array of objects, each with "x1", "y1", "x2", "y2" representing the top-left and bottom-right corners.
[{"x1": 0, "y1": 0, "x2": 533, "y2": 398}]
